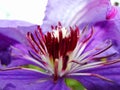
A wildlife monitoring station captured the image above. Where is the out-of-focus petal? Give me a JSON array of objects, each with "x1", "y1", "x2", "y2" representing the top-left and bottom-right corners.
[
  {"x1": 0, "y1": 69, "x2": 70, "y2": 90},
  {"x1": 0, "y1": 20, "x2": 34, "y2": 28},
  {"x1": 70, "y1": 62, "x2": 120, "y2": 90},
  {"x1": 106, "y1": 6, "x2": 120, "y2": 20},
  {"x1": 42, "y1": 0, "x2": 110, "y2": 31}
]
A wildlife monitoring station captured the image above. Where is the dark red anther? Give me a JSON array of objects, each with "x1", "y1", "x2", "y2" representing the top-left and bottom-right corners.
[
  {"x1": 58, "y1": 22, "x2": 62, "y2": 27},
  {"x1": 55, "y1": 26, "x2": 58, "y2": 30},
  {"x1": 62, "y1": 55, "x2": 69, "y2": 71},
  {"x1": 51, "y1": 25, "x2": 54, "y2": 30},
  {"x1": 37, "y1": 25, "x2": 45, "y2": 42},
  {"x1": 59, "y1": 38, "x2": 67, "y2": 57}
]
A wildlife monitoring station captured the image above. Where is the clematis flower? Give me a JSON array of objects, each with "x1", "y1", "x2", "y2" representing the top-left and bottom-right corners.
[{"x1": 0, "y1": 0, "x2": 120, "y2": 90}]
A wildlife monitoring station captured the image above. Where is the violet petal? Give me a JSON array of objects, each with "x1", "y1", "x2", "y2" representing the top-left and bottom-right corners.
[
  {"x1": 70, "y1": 62, "x2": 120, "y2": 90},
  {"x1": 0, "y1": 69, "x2": 70, "y2": 90}
]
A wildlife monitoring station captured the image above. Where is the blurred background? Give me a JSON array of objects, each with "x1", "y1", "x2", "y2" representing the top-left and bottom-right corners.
[
  {"x1": 0, "y1": 0, "x2": 47, "y2": 25},
  {"x1": 0, "y1": 0, "x2": 119, "y2": 25}
]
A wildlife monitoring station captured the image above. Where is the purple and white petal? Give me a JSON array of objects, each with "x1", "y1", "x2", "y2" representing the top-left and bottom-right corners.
[{"x1": 42, "y1": 0, "x2": 110, "y2": 31}]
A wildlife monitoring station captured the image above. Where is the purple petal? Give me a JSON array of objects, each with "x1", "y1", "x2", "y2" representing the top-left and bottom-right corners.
[
  {"x1": 0, "y1": 33, "x2": 18, "y2": 49},
  {"x1": 0, "y1": 20, "x2": 34, "y2": 28},
  {"x1": 7, "y1": 44, "x2": 42, "y2": 68},
  {"x1": 0, "y1": 34, "x2": 19, "y2": 66},
  {"x1": 3, "y1": 83, "x2": 16, "y2": 90},
  {"x1": 28, "y1": 78, "x2": 70, "y2": 90},
  {"x1": 0, "y1": 69, "x2": 48, "y2": 89},
  {"x1": 70, "y1": 62, "x2": 120, "y2": 90},
  {"x1": 17, "y1": 25, "x2": 38, "y2": 36},
  {"x1": 0, "y1": 44, "x2": 40, "y2": 68},
  {"x1": 0, "y1": 33, "x2": 21, "y2": 66},
  {"x1": 0, "y1": 28, "x2": 34, "y2": 67},
  {"x1": 0, "y1": 27, "x2": 27, "y2": 44},
  {"x1": 0, "y1": 48, "x2": 11, "y2": 66},
  {"x1": 0, "y1": 21, "x2": 38, "y2": 66},
  {"x1": 42, "y1": 0, "x2": 110, "y2": 31},
  {"x1": 0, "y1": 20, "x2": 38, "y2": 44},
  {"x1": 0, "y1": 69, "x2": 70, "y2": 90},
  {"x1": 94, "y1": 20, "x2": 120, "y2": 53}
]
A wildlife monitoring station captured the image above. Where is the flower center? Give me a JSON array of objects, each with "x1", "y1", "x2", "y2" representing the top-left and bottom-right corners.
[
  {"x1": 11, "y1": 22, "x2": 119, "y2": 83},
  {"x1": 26, "y1": 22, "x2": 80, "y2": 81}
]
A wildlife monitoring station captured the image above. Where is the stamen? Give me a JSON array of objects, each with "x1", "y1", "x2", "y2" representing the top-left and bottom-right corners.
[
  {"x1": 35, "y1": 30, "x2": 46, "y2": 54},
  {"x1": 70, "y1": 60, "x2": 87, "y2": 66},
  {"x1": 103, "y1": 59, "x2": 120, "y2": 65},
  {"x1": 0, "y1": 66, "x2": 50, "y2": 75},
  {"x1": 37, "y1": 26, "x2": 45, "y2": 42},
  {"x1": 82, "y1": 27, "x2": 94, "y2": 44},
  {"x1": 0, "y1": 67, "x2": 22, "y2": 71},
  {"x1": 92, "y1": 53, "x2": 116, "y2": 60},
  {"x1": 81, "y1": 25, "x2": 88, "y2": 34},
  {"x1": 69, "y1": 59, "x2": 120, "y2": 73},
  {"x1": 28, "y1": 50, "x2": 47, "y2": 66},
  {"x1": 92, "y1": 40, "x2": 112, "y2": 56},
  {"x1": 68, "y1": 73, "x2": 113, "y2": 82},
  {"x1": 27, "y1": 32, "x2": 38, "y2": 53}
]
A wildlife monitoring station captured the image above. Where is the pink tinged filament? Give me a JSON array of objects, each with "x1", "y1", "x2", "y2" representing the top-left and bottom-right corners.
[{"x1": 106, "y1": 6, "x2": 117, "y2": 20}]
